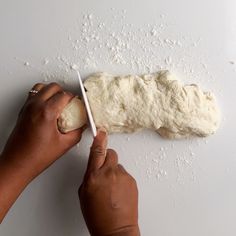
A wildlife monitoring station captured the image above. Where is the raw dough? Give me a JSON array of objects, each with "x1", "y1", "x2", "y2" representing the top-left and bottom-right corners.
[
  {"x1": 84, "y1": 71, "x2": 220, "y2": 138},
  {"x1": 58, "y1": 97, "x2": 87, "y2": 133}
]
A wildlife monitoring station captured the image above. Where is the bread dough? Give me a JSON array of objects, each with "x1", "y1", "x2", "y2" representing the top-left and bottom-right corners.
[
  {"x1": 58, "y1": 97, "x2": 87, "y2": 133},
  {"x1": 84, "y1": 71, "x2": 220, "y2": 138},
  {"x1": 59, "y1": 71, "x2": 220, "y2": 138}
]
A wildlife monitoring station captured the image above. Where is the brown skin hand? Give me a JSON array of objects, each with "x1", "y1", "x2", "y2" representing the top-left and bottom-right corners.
[
  {"x1": 0, "y1": 83, "x2": 85, "y2": 223},
  {"x1": 79, "y1": 130, "x2": 140, "y2": 236},
  {"x1": 0, "y1": 83, "x2": 140, "y2": 236}
]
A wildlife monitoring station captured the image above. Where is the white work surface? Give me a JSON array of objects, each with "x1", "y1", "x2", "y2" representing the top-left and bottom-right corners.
[{"x1": 0, "y1": 0, "x2": 236, "y2": 235}]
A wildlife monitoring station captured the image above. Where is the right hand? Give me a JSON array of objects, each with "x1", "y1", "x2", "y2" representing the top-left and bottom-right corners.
[{"x1": 79, "y1": 129, "x2": 140, "y2": 236}]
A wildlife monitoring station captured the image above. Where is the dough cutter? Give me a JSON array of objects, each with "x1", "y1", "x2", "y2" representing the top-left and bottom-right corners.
[{"x1": 76, "y1": 70, "x2": 97, "y2": 137}]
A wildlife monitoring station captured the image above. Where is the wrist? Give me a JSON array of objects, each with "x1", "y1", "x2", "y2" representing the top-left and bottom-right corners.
[
  {"x1": 97, "y1": 225, "x2": 140, "y2": 236},
  {"x1": 0, "y1": 155, "x2": 33, "y2": 222},
  {"x1": 0, "y1": 154, "x2": 34, "y2": 184}
]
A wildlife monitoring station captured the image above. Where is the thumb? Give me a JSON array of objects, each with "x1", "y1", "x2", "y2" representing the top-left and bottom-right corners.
[{"x1": 86, "y1": 128, "x2": 108, "y2": 173}]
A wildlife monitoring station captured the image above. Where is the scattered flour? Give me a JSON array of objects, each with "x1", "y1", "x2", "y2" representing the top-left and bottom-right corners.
[
  {"x1": 16, "y1": 8, "x2": 221, "y2": 183},
  {"x1": 43, "y1": 59, "x2": 49, "y2": 65}
]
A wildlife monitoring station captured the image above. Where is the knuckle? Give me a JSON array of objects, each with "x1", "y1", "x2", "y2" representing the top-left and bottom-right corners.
[
  {"x1": 87, "y1": 171, "x2": 98, "y2": 185},
  {"x1": 82, "y1": 172, "x2": 99, "y2": 194},
  {"x1": 34, "y1": 83, "x2": 43, "y2": 88},
  {"x1": 107, "y1": 148, "x2": 117, "y2": 157},
  {"x1": 49, "y1": 82, "x2": 61, "y2": 90},
  {"x1": 91, "y1": 145, "x2": 106, "y2": 156},
  {"x1": 61, "y1": 92, "x2": 73, "y2": 101},
  {"x1": 41, "y1": 103, "x2": 56, "y2": 120},
  {"x1": 107, "y1": 156, "x2": 117, "y2": 165},
  {"x1": 104, "y1": 167, "x2": 117, "y2": 179},
  {"x1": 55, "y1": 91, "x2": 69, "y2": 100},
  {"x1": 106, "y1": 149, "x2": 118, "y2": 164},
  {"x1": 112, "y1": 153, "x2": 118, "y2": 162},
  {"x1": 58, "y1": 90, "x2": 67, "y2": 96}
]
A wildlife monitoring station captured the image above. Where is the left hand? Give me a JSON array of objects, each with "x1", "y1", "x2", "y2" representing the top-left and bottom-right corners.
[{"x1": 1, "y1": 82, "x2": 85, "y2": 180}]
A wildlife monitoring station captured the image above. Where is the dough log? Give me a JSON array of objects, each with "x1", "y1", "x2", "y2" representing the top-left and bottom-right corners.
[
  {"x1": 59, "y1": 71, "x2": 221, "y2": 139},
  {"x1": 85, "y1": 71, "x2": 221, "y2": 138},
  {"x1": 58, "y1": 97, "x2": 87, "y2": 133}
]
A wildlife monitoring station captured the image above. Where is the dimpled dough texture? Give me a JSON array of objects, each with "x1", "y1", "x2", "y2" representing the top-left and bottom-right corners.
[{"x1": 83, "y1": 71, "x2": 220, "y2": 138}]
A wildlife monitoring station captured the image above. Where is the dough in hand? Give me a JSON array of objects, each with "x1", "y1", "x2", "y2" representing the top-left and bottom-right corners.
[
  {"x1": 58, "y1": 97, "x2": 87, "y2": 133},
  {"x1": 83, "y1": 71, "x2": 220, "y2": 138}
]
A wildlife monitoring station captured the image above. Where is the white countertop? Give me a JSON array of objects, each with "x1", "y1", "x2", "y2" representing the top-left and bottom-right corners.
[{"x1": 0, "y1": 0, "x2": 236, "y2": 235}]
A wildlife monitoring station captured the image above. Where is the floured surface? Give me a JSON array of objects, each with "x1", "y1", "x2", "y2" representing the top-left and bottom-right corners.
[
  {"x1": 1, "y1": 1, "x2": 235, "y2": 236},
  {"x1": 84, "y1": 71, "x2": 220, "y2": 138}
]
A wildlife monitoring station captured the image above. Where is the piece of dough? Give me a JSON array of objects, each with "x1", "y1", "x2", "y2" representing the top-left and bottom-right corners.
[
  {"x1": 84, "y1": 71, "x2": 220, "y2": 138},
  {"x1": 58, "y1": 97, "x2": 87, "y2": 133}
]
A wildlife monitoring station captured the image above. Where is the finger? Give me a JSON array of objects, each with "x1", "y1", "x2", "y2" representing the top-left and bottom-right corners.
[
  {"x1": 28, "y1": 83, "x2": 45, "y2": 99},
  {"x1": 47, "y1": 91, "x2": 74, "y2": 117},
  {"x1": 103, "y1": 149, "x2": 118, "y2": 168},
  {"x1": 19, "y1": 83, "x2": 45, "y2": 117},
  {"x1": 86, "y1": 128, "x2": 108, "y2": 172},
  {"x1": 61, "y1": 125, "x2": 87, "y2": 147},
  {"x1": 37, "y1": 82, "x2": 63, "y2": 101}
]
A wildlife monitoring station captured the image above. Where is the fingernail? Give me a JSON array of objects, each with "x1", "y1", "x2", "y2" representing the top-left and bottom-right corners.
[{"x1": 97, "y1": 127, "x2": 107, "y2": 135}]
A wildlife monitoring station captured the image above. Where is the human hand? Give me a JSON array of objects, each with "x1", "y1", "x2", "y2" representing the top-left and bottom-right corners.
[
  {"x1": 1, "y1": 83, "x2": 85, "y2": 180},
  {"x1": 79, "y1": 130, "x2": 140, "y2": 236}
]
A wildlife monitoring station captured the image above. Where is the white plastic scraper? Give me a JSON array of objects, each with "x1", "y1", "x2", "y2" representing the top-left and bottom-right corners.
[{"x1": 76, "y1": 70, "x2": 97, "y2": 137}]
